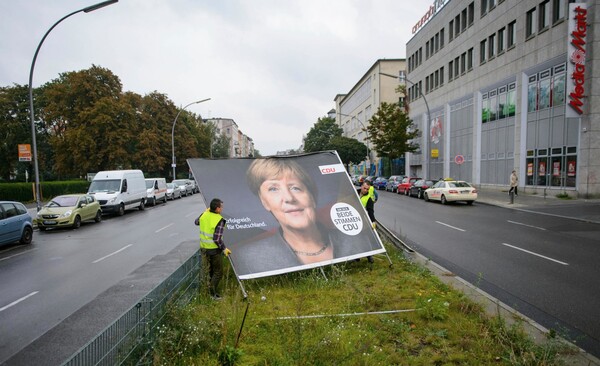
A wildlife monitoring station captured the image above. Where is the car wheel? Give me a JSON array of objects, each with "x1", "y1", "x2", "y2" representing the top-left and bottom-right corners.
[
  {"x1": 150, "y1": 197, "x2": 156, "y2": 206},
  {"x1": 441, "y1": 195, "x2": 447, "y2": 205},
  {"x1": 139, "y1": 200, "x2": 145, "y2": 211},
  {"x1": 21, "y1": 226, "x2": 33, "y2": 244},
  {"x1": 73, "y1": 215, "x2": 81, "y2": 229},
  {"x1": 467, "y1": 200, "x2": 474, "y2": 205},
  {"x1": 417, "y1": 189, "x2": 422, "y2": 199},
  {"x1": 163, "y1": 195, "x2": 168, "y2": 204},
  {"x1": 405, "y1": 189, "x2": 409, "y2": 196},
  {"x1": 117, "y1": 204, "x2": 125, "y2": 216},
  {"x1": 94, "y1": 210, "x2": 102, "y2": 223},
  {"x1": 424, "y1": 192, "x2": 430, "y2": 202}
]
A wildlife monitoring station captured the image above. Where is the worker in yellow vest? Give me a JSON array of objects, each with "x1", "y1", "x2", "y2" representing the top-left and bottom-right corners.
[
  {"x1": 358, "y1": 181, "x2": 375, "y2": 263},
  {"x1": 194, "y1": 198, "x2": 231, "y2": 300}
]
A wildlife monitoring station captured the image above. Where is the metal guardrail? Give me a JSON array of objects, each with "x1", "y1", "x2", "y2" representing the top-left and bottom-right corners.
[
  {"x1": 375, "y1": 222, "x2": 414, "y2": 253},
  {"x1": 61, "y1": 251, "x2": 201, "y2": 366}
]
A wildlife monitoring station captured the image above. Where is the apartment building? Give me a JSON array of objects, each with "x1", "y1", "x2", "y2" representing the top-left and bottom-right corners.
[{"x1": 406, "y1": 0, "x2": 598, "y2": 196}]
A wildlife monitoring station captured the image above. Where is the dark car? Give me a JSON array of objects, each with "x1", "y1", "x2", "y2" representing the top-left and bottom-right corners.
[
  {"x1": 385, "y1": 175, "x2": 403, "y2": 192},
  {"x1": 372, "y1": 177, "x2": 388, "y2": 190},
  {"x1": 408, "y1": 179, "x2": 437, "y2": 199},
  {"x1": 397, "y1": 177, "x2": 421, "y2": 195}
]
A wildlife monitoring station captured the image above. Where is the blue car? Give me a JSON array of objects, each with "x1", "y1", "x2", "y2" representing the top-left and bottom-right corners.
[
  {"x1": 0, "y1": 201, "x2": 33, "y2": 247},
  {"x1": 373, "y1": 177, "x2": 388, "y2": 190}
]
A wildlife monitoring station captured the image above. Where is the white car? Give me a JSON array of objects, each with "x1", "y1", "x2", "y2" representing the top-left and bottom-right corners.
[
  {"x1": 166, "y1": 183, "x2": 182, "y2": 200},
  {"x1": 424, "y1": 180, "x2": 478, "y2": 205}
]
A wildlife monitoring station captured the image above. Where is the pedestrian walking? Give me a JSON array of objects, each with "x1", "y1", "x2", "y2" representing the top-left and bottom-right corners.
[
  {"x1": 194, "y1": 198, "x2": 231, "y2": 300},
  {"x1": 509, "y1": 170, "x2": 518, "y2": 197}
]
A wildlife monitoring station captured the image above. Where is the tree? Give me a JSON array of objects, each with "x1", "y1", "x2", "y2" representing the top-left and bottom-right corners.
[
  {"x1": 366, "y1": 102, "x2": 419, "y2": 159},
  {"x1": 212, "y1": 134, "x2": 231, "y2": 158},
  {"x1": 329, "y1": 136, "x2": 368, "y2": 166},
  {"x1": 303, "y1": 116, "x2": 343, "y2": 152}
]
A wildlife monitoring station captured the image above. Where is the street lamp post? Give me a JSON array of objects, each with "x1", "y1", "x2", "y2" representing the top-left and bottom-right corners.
[
  {"x1": 171, "y1": 98, "x2": 211, "y2": 179},
  {"x1": 338, "y1": 112, "x2": 370, "y2": 174},
  {"x1": 380, "y1": 70, "x2": 432, "y2": 179},
  {"x1": 28, "y1": 0, "x2": 118, "y2": 211}
]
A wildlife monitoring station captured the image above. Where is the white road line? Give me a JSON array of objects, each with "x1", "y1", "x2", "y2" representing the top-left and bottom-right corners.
[
  {"x1": 93, "y1": 244, "x2": 133, "y2": 264},
  {"x1": 502, "y1": 243, "x2": 569, "y2": 266},
  {"x1": 507, "y1": 220, "x2": 547, "y2": 231},
  {"x1": 435, "y1": 221, "x2": 466, "y2": 232},
  {"x1": 156, "y1": 223, "x2": 174, "y2": 233},
  {"x1": 0, "y1": 248, "x2": 36, "y2": 262},
  {"x1": 0, "y1": 291, "x2": 39, "y2": 312}
]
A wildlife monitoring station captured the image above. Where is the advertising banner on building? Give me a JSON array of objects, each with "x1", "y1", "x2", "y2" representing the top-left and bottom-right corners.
[
  {"x1": 188, "y1": 151, "x2": 386, "y2": 280},
  {"x1": 566, "y1": 3, "x2": 588, "y2": 117}
]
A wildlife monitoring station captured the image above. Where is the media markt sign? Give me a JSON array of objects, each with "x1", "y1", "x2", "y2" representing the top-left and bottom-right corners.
[
  {"x1": 18, "y1": 144, "x2": 32, "y2": 162},
  {"x1": 566, "y1": 3, "x2": 588, "y2": 117}
]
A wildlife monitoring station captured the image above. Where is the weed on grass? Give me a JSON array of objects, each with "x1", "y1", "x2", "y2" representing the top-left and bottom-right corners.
[{"x1": 152, "y1": 245, "x2": 573, "y2": 365}]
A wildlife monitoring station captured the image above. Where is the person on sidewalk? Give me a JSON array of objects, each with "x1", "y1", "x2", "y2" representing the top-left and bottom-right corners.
[
  {"x1": 357, "y1": 181, "x2": 375, "y2": 264},
  {"x1": 509, "y1": 170, "x2": 518, "y2": 197},
  {"x1": 194, "y1": 198, "x2": 231, "y2": 300}
]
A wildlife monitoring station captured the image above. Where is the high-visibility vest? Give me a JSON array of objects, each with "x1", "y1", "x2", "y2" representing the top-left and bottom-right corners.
[
  {"x1": 360, "y1": 194, "x2": 371, "y2": 207},
  {"x1": 199, "y1": 211, "x2": 224, "y2": 250}
]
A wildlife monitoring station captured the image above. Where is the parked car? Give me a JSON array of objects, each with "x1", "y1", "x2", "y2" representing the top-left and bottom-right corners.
[
  {"x1": 424, "y1": 180, "x2": 478, "y2": 205},
  {"x1": 397, "y1": 177, "x2": 421, "y2": 195},
  {"x1": 172, "y1": 179, "x2": 193, "y2": 196},
  {"x1": 385, "y1": 175, "x2": 403, "y2": 192},
  {"x1": 408, "y1": 179, "x2": 437, "y2": 199},
  {"x1": 145, "y1": 178, "x2": 168, "y2": 206},
  {"x1": 166, "y1": 183, "x2": 182, "y2": 200},
  {"x1": 36, "y1": 194, "x2": 102, "y2": 231},
  {"x1": 88, "y1": 170, "x2": 146, "y2": 215},
  {"x1": 372, "y1": 177, "x2": 388, "y2": 190},
  {"x1": 0, "y1": 201, "x2": 33, "y2": 247}
]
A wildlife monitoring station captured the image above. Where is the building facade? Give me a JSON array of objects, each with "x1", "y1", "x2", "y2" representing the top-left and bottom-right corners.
[
  {"x1": 406, "y1": 0, "x2": 599, "y2": 196},
  {"x1": 334, "y1": 59, "x2": 407, "y2": 176},
  {"x1": 206, "y1": 118, "x2": 255, "y2": 158}
]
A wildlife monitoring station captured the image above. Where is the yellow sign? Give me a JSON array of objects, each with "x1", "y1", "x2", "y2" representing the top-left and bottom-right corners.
[
  {"x1": 431, "y1": 149, "x2": 439, "y2": 158},
  {"x1": 18, "y1": 144, "x2": 32, "y2": 161}
]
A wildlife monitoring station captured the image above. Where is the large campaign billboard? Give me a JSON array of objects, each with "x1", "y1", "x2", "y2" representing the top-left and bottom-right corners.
[{"x1": 188, "y1": 151, "x2": 386, "y2": 280}]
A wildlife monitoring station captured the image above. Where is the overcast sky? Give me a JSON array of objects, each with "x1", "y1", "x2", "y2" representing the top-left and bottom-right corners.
[{"x1": 1, "y1": 1, "x2": 425, "y2": 155}]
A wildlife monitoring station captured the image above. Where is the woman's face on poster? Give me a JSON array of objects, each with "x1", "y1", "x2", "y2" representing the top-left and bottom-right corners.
[{"x1": 258, "y1": 172, "x2": 316, "y2": 231}]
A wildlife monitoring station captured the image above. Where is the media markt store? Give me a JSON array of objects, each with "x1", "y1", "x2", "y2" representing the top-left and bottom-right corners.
[{"x1": 523, "y1": 4, "x2": 587, "y2": 191}]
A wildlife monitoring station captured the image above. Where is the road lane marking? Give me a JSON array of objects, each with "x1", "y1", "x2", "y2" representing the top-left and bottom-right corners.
[
  {"x1": 507, "y1": 220, "x2": 546, "y2": 231},
  {"x1": 0, "y1": 248, "x2": 36, "y2": 262},
  {"x1": 502, "y1": 243, "x2": 568, "y2": 266},
  {"x1": 156, "y1": 223, "x2": 174, "y2": 233},
  {"x1": 186, "y1": 212, "x2": 198, "y2": 218},
  {"x1": 0, "y1": 291, "x2": 39, "y2": 312},
  {"x1": 435, "y1": 221, "x2": 466, "y2": 232},
  {"x1": 93, "y1": 244, "x2": 133, "y2": 264}
]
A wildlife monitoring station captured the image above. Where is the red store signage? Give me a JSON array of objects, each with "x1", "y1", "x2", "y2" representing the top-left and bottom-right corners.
[
  {"x1": 566, "y1": 3, "x2": 588, "y2": 117},
  {"x1": 412, "y1": 0, "x2": 449, "y2": 34}
]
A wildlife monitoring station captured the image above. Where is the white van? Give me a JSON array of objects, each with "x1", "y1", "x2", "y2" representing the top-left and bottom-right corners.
[
  {"x1": 145, "y1": 178, "x2": 167, "y2": 206},
  {"x1": 88, "y1": 170, "x2": 146, "y2": 216}
]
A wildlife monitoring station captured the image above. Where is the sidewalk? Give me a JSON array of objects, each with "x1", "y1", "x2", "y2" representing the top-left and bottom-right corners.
[{"x1": 475, "y1": 186, "x2": 600, "y2": 224}]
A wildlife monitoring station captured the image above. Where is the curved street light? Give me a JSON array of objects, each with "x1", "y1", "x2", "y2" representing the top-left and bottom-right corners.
[
  {"x1": 171, "y1": 98, "x2": 211, "y2": 179},
  {"x1": 380, "y1": 70, "x2": 432, "y2": 179},
  {"x1": 338, "y1": 112, "x2": 370, "y2": 174},
  {"x1": 28, "y1": 0, "x2": 118, "y2": 212}
]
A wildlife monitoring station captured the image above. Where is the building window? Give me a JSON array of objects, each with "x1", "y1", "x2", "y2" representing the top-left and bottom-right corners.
[
  {"x1": 449, "y1": 60, "x2": 454, "y2": 80},
  {"x1": 488, "y1": 34, "x2": 496, "y2": 59},
  {"x1": 553, "y1": 0, "x2": 565, "y2": 23},
  {"x1": 455, "y1": 56, "x2": 460, "y2": 76},
  {"x1": 440, "y1": 66, "x2": 444, "y2": 85},
  {"x1": 425, "y1": 76, "x2": 430, "y2": 93},
  {"x1": 508, "y1": 20, "x2": 516, "y2": 48},
  {"x1": 440, "y1": 28, "x2": 445, "y2": 48},
  {"x1": 455, "y1": 14, "x2": 461, "y2": 36},
  {"x1": 430, "y1": 37, "x2": 435, "y2": 56},
  {"x1": 480, "y1": 39, "x2": 487, "y2": 64},
  {"x1": 426, "y1": 41, "x2": 430, "y2": 59},
  {"x1": 481, "y1": 0, "x2": 488, "y2": 17},
  {"x1": 469, "y1": 2, "x2": 475, "y2": 25},
  {"x1": 449, "y1": 20, "x2": 454, "y2": 40},
  {"x1": 435, "y1": 70, "x2": 439, "y2": 88},
  {"x1": 526, "y1": 8, "x2": 537, "y2": 38},
  {"x1": 498, "y1": 27, "x2": 506, "y2": 53},
  {"x1": 461, "y1": 53, "x2": 466, "y2": 74},
  {"x1": 539, "y1": 0, "x2": 550, "y2": 30},
  {"x1": 461, "y1": 8, "x2": 467, "y2": 31},
  {"x1": 468, "y1": 48, "x2": 474, "y2": 70},
  {"x1": 489, "y1": 0, "x2": 496, "y2": 10}
]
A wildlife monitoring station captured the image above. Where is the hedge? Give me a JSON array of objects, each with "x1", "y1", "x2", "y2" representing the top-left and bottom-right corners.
[{"x1": 0, "y1": 181, "x2": 90, "y2": 203}]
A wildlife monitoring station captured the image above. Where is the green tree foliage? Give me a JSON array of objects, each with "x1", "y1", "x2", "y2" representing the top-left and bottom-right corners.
[
  {"x1": 212, "y1": 134, "x2": 231, "y2": 158},
  {"x1": 329, "y1": 136, "x2": 368, "y2": 166},
  {"x1": 303, "y1": 116, "x2": 343, "y2": 153},
  {"x1": 0, "y1": 65, "x2": 213, "y2": 181},
  {"x1": 366, "y1": 102, "x2": 419, "y2": 159}
]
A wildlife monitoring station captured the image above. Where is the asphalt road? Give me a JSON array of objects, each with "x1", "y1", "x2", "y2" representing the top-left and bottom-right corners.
[
  {"x1": 376, "y1": 189, "x2": 600, "y2": 357},
  {"x1": 0, "y1": 194, "x2": 205, "y2": 364}
]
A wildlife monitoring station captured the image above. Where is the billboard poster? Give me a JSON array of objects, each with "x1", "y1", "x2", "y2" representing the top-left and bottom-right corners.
[{"x1": 188, "y1": 151, "x2": 386, "y2": 280}]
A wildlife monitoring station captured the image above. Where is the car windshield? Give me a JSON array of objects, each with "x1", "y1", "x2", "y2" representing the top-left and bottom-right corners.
[
  {"x1": 172, "y1": 180, "x2": 186, "y2": 186},
  {"x1": 167, "y1": 183, "x2": 174, "y2": 189},
  {"x1": 89, "y1": 179, "x2": 121, "y2": 193},
  {"x1": 47, "y1": 196, "x2": 79, "y2": 207},
  {"x1": 145, "y1": 180, "x2": 155, "y2": 189},
  {"x1": 448, "y1": 182, "x2": 471, "y2": 188}
]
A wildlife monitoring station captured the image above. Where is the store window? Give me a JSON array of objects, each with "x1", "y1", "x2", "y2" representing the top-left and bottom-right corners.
[{"x1": 527, "y1": 66, "x2": 566, "y2": 112}]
